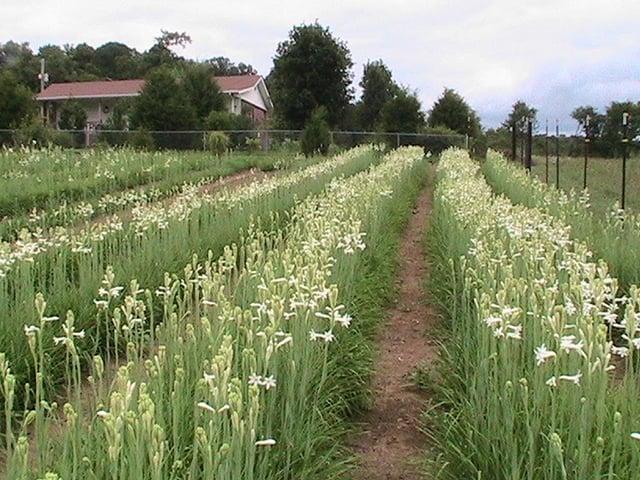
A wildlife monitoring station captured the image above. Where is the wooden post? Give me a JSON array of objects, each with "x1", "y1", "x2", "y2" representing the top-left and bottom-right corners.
[
  {"x1": 525, "y1": 118, "x2": 532, "y2": 171},
  {"x1": 622, "y1": 112, "x2": 630, "y2": 209}
]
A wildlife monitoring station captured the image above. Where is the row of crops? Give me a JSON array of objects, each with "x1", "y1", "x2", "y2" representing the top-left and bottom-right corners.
[
  {"x1": 0, "y1": 148, "x2": 293, "y2": 240},
  {"x1": 429, "y1": 148, "x2": 640, "y2": 478},
  {"x1": 1, "y1": 145, "x2": 427, "y2": 478}
]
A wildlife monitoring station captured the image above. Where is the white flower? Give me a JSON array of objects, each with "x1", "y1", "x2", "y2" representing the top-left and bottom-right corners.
[
  {"x1": 484, "y1": 316, "x2": 502, "y2": 328},
  {"x1": 53, "y1": 336, "x2": 67, "y2": 346},
  {"x1": 197, "y1": 402, "x2": 216, "y2": 413},
  {"x1": 558, "y1": 372, "x2": 582, "y2": 385},
  {"x1": 262, "y1": 375, "x2": 276, "y2": 390},
  {"x1": 96, "y1": 410, "x2": 110, "y2": 419},
  {"x1": 506, "y1": 324, "x2": 522, "y2": 340},
  {"x1": 631, "y1": 433, "x2": 640, "y2": 441},
  {"x1": 535, "y1": 344, "x2": 557, "y2": 366},
  {"x1": 255, "y1": 439, "x2": 276, "y2": 446},
  {"x1": 493, "y1": 327, "x2": 505, "y2": 338},
  {"x1": 248, "y1": 374, "x2": 262, "y2": 386},
  {"x1": 611, "y1": 346, "x2": 629, "y2": 357},
  {"x1": 546, "y1": 376, "x2": 557, "y2": 387},
  {"x1": 217, "y1": 404, "x2": 230, "y2": 413},
  {"x1": 24, "y1": 325, "x2": 40, "y2": 336},
  {"x1": 335, "y1": 313, "x2": 352, "y2": 328},
  {"x1": 560, "y1": 335, "x2": 585, "y2": 355}
]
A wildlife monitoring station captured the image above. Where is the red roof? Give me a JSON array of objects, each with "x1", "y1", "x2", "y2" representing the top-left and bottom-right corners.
[
  {"x1": 36, "y1": 79, "x2": 145, "y2": 100},
  {"x1": 214, "y1": 75, "x2": 262, "y2": 92},
  {"x1": 36, "y1": 75, "x2": 263, "y2": 101}
]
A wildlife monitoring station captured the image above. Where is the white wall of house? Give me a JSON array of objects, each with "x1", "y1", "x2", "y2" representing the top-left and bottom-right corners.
[{"x1": 240, "y1": 87, "x2": 268, "y2": 112}]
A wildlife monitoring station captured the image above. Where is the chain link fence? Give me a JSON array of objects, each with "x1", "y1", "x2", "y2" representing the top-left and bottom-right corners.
[{"x1": 0, "y1": 128, "x2": 467, "y2": 154}]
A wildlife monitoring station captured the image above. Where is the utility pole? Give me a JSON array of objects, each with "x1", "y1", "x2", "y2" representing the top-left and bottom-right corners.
[
  {"x1": 583, "y1": 114, "x2": 590, "y2": 190},
  {"x1": 37, "y1": 59, "x2": 49, "y2": 124},
  {"x1": 545, "y1": 119, "x2": 549, "y2": 183},
  {"x1": 622, "y1": 112, "x2": 630, "y2": 209},
  {"x1": 555, "y1": 120, "x2": 560, "y2": 189},
  {"x1": 525, "y1": 117, "x2": 532, "y2": 171}
]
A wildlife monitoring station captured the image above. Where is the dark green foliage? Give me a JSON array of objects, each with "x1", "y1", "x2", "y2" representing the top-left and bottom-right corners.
[
  {"x1": 131, "y1": 67, "x2": 197, "y2": 131},
  {"x1": 206, "y1": 56, "x2": 256, "y2": 76},
  {"x1": 428, "y1": 88, "x2": 481, "y2": 136},
  {"x1": 501, "y1": 99, "x2": 537, "y2": 133},
  {"x1": 94, "y1": 42, "x2": 141, "y2": 79},
  {"x1": 205, "y1": 131, "x2": 229, "y2": 156},
  {"x1": 600, "y1": 101, "x2": 640, "y2": 157},
  {"x1": 269, "y1": 22, "x2": 353, "y2": 128},
  {"x1": 358, "y1": 60, "x2": 398, "y2": 130},
  {"x1": 0, "y1": 70, "x2": 34, "y2": 128},
  {"x1": 301, "y1": 107, "x2": 331, "y2": 156},
  {"x1": 182, "y1": 64, "x2": 224, "y2": 126},
  {"x1": 380, "y1": 88, "x2": 425, "y2": 133},
  {"x1": 129, "y1": 128, "x2": 155, "y2": 150},
  {"x1": 58, "y1": 100, "x2": 87, "y2": 130},
  {"x1": 205, "y1": 111, "x2": 252, "y2": 131},
  {"x1": 104, "y1": 98, "x2": 134, "y2": 130},
  {"x1": 13, "y1": 121, "x2": 54, "y2": 147}
]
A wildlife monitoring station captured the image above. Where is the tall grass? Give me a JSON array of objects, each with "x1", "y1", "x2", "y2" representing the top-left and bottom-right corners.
[
  {"x1": 0, "y1": 146, "x2": 378, "y2": 399},
  {"x1": 427, "y1": 148, "x2": 640, "y2": 479},
  {"x1": 0, "y1": 149, "x2": 296, "y2": 241},
  {"x1": 484, "y1": 149, "x2": 640, "y2": 290},
  {"x1": 0, "y1": 147, "x2": 426, "y2": 479}
]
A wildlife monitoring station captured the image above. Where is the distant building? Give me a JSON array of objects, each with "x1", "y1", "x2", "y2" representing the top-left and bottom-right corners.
[{"x1": 35, "y1": 74, "x2": 273, "y2": 129}]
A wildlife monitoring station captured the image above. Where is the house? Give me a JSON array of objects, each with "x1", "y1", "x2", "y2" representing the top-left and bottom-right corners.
[{"x1": 35, "y1": 74, "x2": 273, "y2": 129}]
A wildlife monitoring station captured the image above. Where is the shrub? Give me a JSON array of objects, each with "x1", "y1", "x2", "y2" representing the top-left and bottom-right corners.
[
  {"x1": 301, "y1": 107, "x2": 331, "y2": 157},
  {"x1": 205, "y1": 111, "x2": 252, "y2": 131},
  {"x1": 58, "y1": 101, "x2": 88, "y2": 130},
  {"x1": 13, "y1": 121, "x2": 54, "y2": 147},
  {"x1": 205, "y1": 131, "x2": 229, "y2": 157},
  {"x1": 245, "y1": 137, "x2": 261, "y2": 154},
  {"x1": 129, "y1": 128, "x2": 155, "y2": 150},
  {"x1": 51, "y1": 130, "x2": 77, "y2": 148}
]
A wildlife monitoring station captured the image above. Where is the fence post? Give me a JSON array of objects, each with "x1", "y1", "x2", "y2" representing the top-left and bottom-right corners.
[
  {"x1": 583, "y1": 115, "x2": 590, "y2": 190},
  {"x1": 525, "y1": 118, "x2": 532, "y2": 171},
  {"x1": 545, "y1": 119, "x2": 549, "y2": 183},
  {"x1": 622, "y1": 112, "x2": 630, "y2": 209},
  {"x1": 202, "y1": 131, "x2": 207, "y2": 151},
  {"x1": 555, "y1": 120, "x2": 560, "y2": 189},
  {"x1": 396, "y1": 133, "x2": 400, "y2": 148},
  {"x1": 465, "y1": 134, "x2": 469, "y2": 150},
  {"x1": 511, "y1": 121, "x2": 517, "y2": 161}
]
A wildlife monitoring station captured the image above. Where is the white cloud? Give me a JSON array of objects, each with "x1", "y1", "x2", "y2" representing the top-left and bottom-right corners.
[{"x1": 4, "y1": 0, "x2": 639, "y2": 130}]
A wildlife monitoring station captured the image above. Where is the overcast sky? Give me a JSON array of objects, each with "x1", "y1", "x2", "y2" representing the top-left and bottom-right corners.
[{"x1": 4, "y1": 0, "x2": 639, "y2": 132}]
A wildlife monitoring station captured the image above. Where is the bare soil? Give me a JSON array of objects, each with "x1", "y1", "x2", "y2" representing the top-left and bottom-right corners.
[{"x1": 349, "y1": 175, "x2": 439, "y2": 480}]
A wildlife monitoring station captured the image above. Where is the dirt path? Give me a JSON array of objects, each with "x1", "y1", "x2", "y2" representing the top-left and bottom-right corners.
[{"x1": 350, "y1": 173, "x2": 439, "y2": 480}]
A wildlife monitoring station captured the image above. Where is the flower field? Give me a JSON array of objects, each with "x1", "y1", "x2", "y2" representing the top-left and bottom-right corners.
[
  {"x1": 0, "y1": 145, "x2": 430, "y2": 479},
  {"x1": 429, "y1": 148, "x2": 640, "y2": 478}
]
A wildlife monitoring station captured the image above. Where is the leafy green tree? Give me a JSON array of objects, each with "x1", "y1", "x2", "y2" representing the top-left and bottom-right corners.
[
  {"x1": 38, "y1": 45, "x2": 75, "y2": 83},
  {"x1": 269, "y1": 22, "x2": 353, "y2": 128},
  {"x1": 206, "y1": 56, "x2": 256, "y2": 76},
  {"x1": 600, "y1": 101, "x2": 640, "y2": 157},
  {"x1": 68, "y1": 43, "x2": 100, "y2": 80},
  {"x1": 571, "y1": 106, "x2": 605, "y2": 136},
  {"x1": 0, "y1": 41, "x2": 40, "y2": 90},
  {"x1": 0, "y1": 70, "x2": 35, "y2": 128},
  {"x1": 380, "y1": 89, "x2": 425, "y2": 133},
  {"x1": 502, "y1": 100, "x2": 537, "y2": 134},
  {"x1": 94, "y1": 42, "x2": 141, "y2": 79},
  {"x1": 428, "y1": 88, "x2": 480, "y2": 136},
  {"x1": 301, "y1": 107, "x2": 331, "y2": 156},
  {"x1": 131, "y1": 67, "x2": 196, "y2": 131},
  {"x1": 358, "y1": 60, "x2": 398, "y2": 130},
  {"x1": 183, "y1": 64, "x2": 224, "y2": 126},
  {"x1": 58, "y1": 100, "x2": 87, "y2": 130}
]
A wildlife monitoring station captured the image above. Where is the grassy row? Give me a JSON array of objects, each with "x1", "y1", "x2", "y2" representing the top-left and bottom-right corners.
[
  {"x1": 0, "y1": 150, "x2": 297, "y2": 242},
  {"x1": 483, "y1": 149, "x2": 640, "y2": 291},
  {"x1": 1, "y1": 147, "x2": 426, "y2": 479},
  {"x1": 0, "y1": 146, "x2": 379, "y2": 399},
  {"x1": 0, "y1": 147, "x2": 292, "y2": 221},
  {"x1": 426, "y1": 148, "x2": 640, "y2": 479}
]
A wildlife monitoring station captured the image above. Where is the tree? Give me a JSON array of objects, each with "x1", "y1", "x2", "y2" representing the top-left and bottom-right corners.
[
  {"x1": 58, "y1": 100, "x2": 87, "y2": 130},
  {"x1": 207, "y1": 57, "x2": 256, "y2": 76},
  {"x1": 131, "y1": 67, "x2": 196, "y2": 131},
  {"x1": 0, "y1": 41, "x2": 40, "y2": 90},
  {"x1": 156, "y1": 30, "x2": 192, "y2": 49},
  {"x1": 269, "y1": 22, "x2": 353, "y2": 128},
  {"x1": 38, "y1": 45, "x2": 75, "y2": 83},
  {"x1": 571, "y1": 106, "x2": 605, "y2": 136},
  {"x1": 94, "y1": 42, "x2": 141, "y2": 79},
  {"x1": 182, "y1": 64, "x2": 224, "y2": 126},
  {"x1": 0, "y1": 70, "x2": 35, "y2": 128},
  {"x1": 428, "y1": 88, "x2": 480, "y2": 136},
  {"x1": 380, "y1": 88, "x2": 425, "y2": 133},
  {"x1": 600, "y1": 101, "x2": 640, "y2": 157},
  {"x1": 502, "y1": 100, "x2": 537, "y2": 134},
  {"x1": 301, "y1": 107, "x2": 331, "y2": 156},
  {"x1": 358, "y1": 60, "x2": 398, "y2": 130}
]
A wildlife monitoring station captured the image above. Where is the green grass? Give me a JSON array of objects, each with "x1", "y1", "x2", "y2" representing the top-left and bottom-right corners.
[{"x1": 530, "y1": 154, "x2": 640, "y2": 215}]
